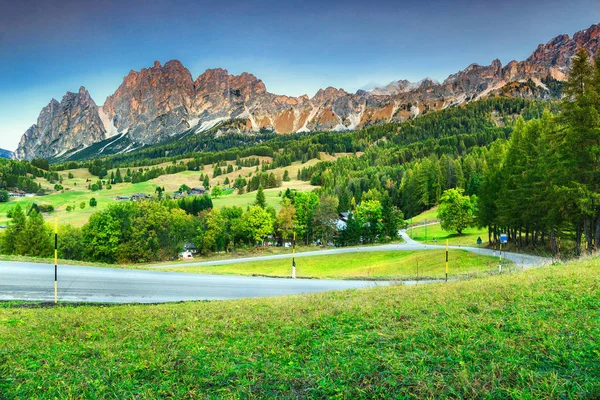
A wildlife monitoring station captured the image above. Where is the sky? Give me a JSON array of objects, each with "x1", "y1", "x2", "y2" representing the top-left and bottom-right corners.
[{"x1": 0, "y1": 0, "x2": 598, "y2": 151}]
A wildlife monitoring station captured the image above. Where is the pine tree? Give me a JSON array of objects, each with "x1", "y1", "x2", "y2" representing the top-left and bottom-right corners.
[
  {"x1": 16, "y1": 210, "x2": 52, "y2": 257},
  {"x1": 255, "y1": 185, "x2": 266, "y2": 209},
  {"x1": 1, "y1": 204, "x2": 26, "y2": 254}
]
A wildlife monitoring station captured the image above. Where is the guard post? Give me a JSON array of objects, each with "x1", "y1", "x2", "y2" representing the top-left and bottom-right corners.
[
  {"x1": 292, "y1": 231, "x2": 296, "y2": 279},
  {"x1": 499, "y1": 234, "x2": 508, "y2": 273},
  {"x1": 445, "y1": 239, "x2": 449, "y2": 282}
]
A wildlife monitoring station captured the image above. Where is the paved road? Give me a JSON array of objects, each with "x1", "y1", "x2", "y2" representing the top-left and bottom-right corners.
[
  {"x1": 0, "y1": 230, "x2": 550, "y2": 304},
  {"x1": 0, "y1": 261, "x2": 392, "y2": 303},
  {"x1": 397, "y1": 230, "x2": 552, "y2": 268},
  {"x1": 152, "y1": 229, "x2": 551, "y2": 270}
]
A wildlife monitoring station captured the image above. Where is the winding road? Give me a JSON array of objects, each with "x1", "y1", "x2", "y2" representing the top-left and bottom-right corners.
[
  {"x1": 150, "y1": 229, "x2": 551, "y2": 270},
  {"x1": 0, "y1": 230, "x2": 550, "y2": 303}
]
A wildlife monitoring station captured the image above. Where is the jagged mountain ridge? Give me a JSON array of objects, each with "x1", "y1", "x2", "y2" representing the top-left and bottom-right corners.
[
  {"x1": 14, "y1": 23, "x2": 600, "y2": 160},
  {"x1": 0, "y1": 148, "x2": 13, "y2": 159}
]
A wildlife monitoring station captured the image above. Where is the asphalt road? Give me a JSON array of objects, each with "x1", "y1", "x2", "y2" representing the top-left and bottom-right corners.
[
  {"x1": 0, "y1": 261, "x2": 392, "y2": 303},
  {"x1": 0, "y1": 229, "x2": 551, "y2": 304},
  {"x1": 152, "y1": 229, "x2": 552, "y2": 270}
]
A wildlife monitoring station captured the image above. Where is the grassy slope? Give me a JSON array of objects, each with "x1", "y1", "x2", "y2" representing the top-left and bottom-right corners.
[
  {"x1": 408, "y1": 207, "x2": 439, "y2": 225},
  {"x1": 410, "y1": 223, "x2": 489, "y2": 247},
  {"x1": 164, "y1": 250, "x2": 504, "y2": 280},
  {"x1": 0, "y1": 156, "x2": 327, "y2": 226},
  {"x1": 1, "y1": 258, "x2": 598, "y2": 398}
]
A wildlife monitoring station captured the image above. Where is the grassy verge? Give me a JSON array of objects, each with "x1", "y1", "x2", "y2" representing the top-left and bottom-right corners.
[
  {"x1": 0, "y1": 254, "x2": 119, "y2": 268},
  {"x1": 163, "y1": 250, "x2": 505, "y2": 280},
  {"x1": 409, "y1": 223, "x2": 488, "y2": 247},
  {"x1": 407, "y1": 207, "x2": 439, "y2": 225},
  {"x1": 1, "y1": 258, "x2": 598, "y2": 397}
]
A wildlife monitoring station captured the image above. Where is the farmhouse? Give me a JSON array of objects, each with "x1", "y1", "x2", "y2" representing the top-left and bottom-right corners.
[
  {"x1": 9, "y1": 190, "x2": 26, "y2": 198},
  {"x1": 131, "y1": 193, "x2": 151, "y2": 201}
]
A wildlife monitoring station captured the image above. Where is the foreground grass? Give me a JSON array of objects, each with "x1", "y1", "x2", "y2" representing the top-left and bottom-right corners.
[
  {"x1": 410, "y1": 222, "x2": 489, "y2": 247},
  {"x1": 1, "y1": 258, "x2": 598, "y2": 398},
  {"x1": 164, "y1": 250, "x2": 504, "y2": 279}
]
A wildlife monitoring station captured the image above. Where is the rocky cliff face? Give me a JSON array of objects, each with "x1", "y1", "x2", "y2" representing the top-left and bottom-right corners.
[
  {"x1": 15, "y1": 23, "x2": 600, "y2": 160},
  {"x1": 15, "y1": 87, "x2": 107, "y2": 160},
  {"x1": 102, "y1": 60, "x2": 196, "y2": 144}
]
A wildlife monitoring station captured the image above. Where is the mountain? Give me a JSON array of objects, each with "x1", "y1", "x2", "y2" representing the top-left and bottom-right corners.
[
  {"x1": 15, "y1": 23, "x2": 600, "y2": 161},
  {"x1": 14, "y1": 87, "x2": 108, "y2": 160},
  {"x1": 0, "y1": 148, "x2": 13, "y2": 159}
]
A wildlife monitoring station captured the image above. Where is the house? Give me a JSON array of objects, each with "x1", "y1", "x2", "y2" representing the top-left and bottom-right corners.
[
  {"x1": 190, "y1": 187, "x2": 207, "y2": 195},
  {"x1": 9, "y1": 190, "x2": 26, "y2": 198},
  {"x1": 183, "y1": 242, "x2": 198, "y2": 254},
  {"x1": 173, "y1": 191, "x2": 184, "y2": 199},
  {"x1": 336, "y1": 211, "x2": 351, "y2": 230},
  {"x1": 131, "y1": 193, "x2": 151, "y2": 201},
  {"x1": 339, "y1": 212, "x2": 351, "y2": 222},
  {"x1": 180, "y1": 250, "x2": 194, "y2": 260},
  {"x1": 115, "y1": 195, "x2": 131, "y2": 201}
]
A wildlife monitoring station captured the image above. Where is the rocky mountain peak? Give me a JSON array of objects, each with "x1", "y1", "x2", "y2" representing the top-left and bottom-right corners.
[
  {"x1": 15, "y1": 88, "x2": 106, "y2": 160},
  {"x1": 102, "y1": 59, "x2": 195, "y2": 143},
  {"x1": 312, "y1": 87, "x2": 348, "y2": 103},
  {"x1": 573, "y1": 23, "x2": 600, "y2": 44}
]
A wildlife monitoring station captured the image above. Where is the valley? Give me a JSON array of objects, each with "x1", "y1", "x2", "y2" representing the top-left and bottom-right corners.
[{"x1": 2, "y1": 10, "x2": 600, "y2": 398}]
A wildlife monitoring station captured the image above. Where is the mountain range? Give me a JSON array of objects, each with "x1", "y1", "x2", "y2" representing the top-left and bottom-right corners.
[
  {"x1": 0, "y1": 148, "x2": 13, "y2": 159},
  {"x1": 14, "y1": 23, "x2": 600, "y2": 161}
]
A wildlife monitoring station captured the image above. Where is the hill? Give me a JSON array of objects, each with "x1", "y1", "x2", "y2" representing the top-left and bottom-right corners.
[{"x1": 1, "y1": 257, "x2": 598, "y2": 397}]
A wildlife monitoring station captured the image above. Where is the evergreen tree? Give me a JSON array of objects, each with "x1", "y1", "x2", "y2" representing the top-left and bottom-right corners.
[
  {"x1": 18, "y1": 210, "x2": 52, "y2": 257},
  {"x1": 1, "y1": 204, "x2": 26, "y2": 254},
  {"x1": 255, "y1": 185, "x2": 266, "y2": 208}
]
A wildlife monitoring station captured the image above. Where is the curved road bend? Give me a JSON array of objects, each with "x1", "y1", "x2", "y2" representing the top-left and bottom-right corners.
[
  {"x1": 0, "y1": 261, "x2": 390, "y2": 303},
  {"x1": 152, "y1": 230, "x2": 551, "y2": 270},
  {"x1": 0, "y1": 230, "x2": 551, "y2": 304}
]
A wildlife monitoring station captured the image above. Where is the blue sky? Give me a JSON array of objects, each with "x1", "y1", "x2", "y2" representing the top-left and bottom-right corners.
[{"x1": 0, "y1": 0, "x2": 598, "y2": 151}]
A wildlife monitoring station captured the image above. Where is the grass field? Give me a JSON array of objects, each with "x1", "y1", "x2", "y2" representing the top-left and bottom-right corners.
[
  {"x1": 410, "y1": 223, "x2": 489, "y2": 247},
  {"x1": 408, "y1": 207, "x2": 439, "y2": 225},
  {"x1": 1, "y1": 257, "x2": 598, "y2": 398},
  {"x1": 0, "y1": 157, "x2": 321, "y2": 226},
  {"x1": 163, "y1": 250, "x2": 506, "y2": 280}
]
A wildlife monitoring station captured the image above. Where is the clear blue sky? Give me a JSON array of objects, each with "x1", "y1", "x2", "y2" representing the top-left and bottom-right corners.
[{"x1": 0, "y1": 0, "x2": 598, "y2": 151}]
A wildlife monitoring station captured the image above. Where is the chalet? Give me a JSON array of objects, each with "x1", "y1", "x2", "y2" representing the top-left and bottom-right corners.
[
  {"x1": 183, "y1": 242, "x2": 198, "y2": 254},
  {"x1": 9, "y1": 190, "x2": 26, "y2": 198},
  {"x1": 131, "y1": 193, "x2": 151, "y2": 201},
  {"x1": 336, "y1": 212, "x2": 351, "y2": 230}
]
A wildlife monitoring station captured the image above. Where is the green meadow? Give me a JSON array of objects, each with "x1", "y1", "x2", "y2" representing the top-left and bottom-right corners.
[
  {"x1": 163, "y1": 249, "x2": 504, "y2": 280},
  {"x1": 409, "y1": 223, "x2": 489, "y2": 247},
  {"x1": 1, "y1": 257, "x2": 598, "y2": 398}
]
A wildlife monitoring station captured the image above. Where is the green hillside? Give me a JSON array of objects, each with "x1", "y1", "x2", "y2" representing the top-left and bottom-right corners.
[{"x1": 1, "y1": 257, "x2": 598, "y2": 398}]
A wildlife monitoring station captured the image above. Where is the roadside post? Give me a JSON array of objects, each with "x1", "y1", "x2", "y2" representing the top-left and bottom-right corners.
[
  {"x1": 499, "y1": 234, "x2": 508, "y2": 273},
  {"x1": 445, "y1": 239, "x2": 449, "y2": 282},
  {"x1": 54, "y1": 218, "x2": 58, "y2": 303},
  {"x1": 292, "y1": 231, "x2": 296, "y2": 279}
]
